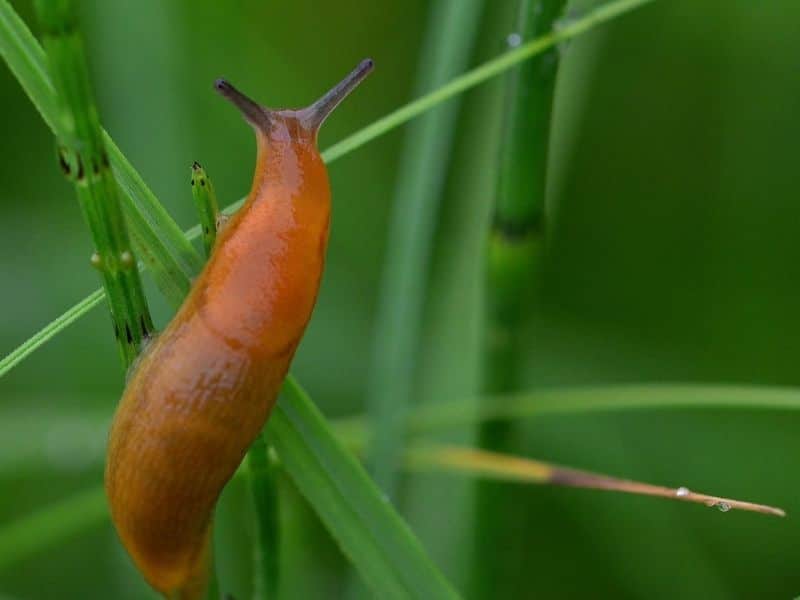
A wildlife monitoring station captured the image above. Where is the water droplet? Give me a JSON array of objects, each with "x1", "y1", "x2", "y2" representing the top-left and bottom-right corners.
[
  {"x1": 506, "y1": 32, "x2": 522, "y2": 48},
  {"x1": 90, "y1": 252, "x2": 103, "y2": 270},
  {"x1": 716, "y1": 501, "x2": 731, "y2": 513},
  {"x1": 675, "y1": 486, "x2": 690, "y2": 497}
]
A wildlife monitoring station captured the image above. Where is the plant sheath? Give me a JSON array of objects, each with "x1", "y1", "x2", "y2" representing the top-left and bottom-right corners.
[{"x1": 33, "y1": 0, "x2": 153, "y2": 368}]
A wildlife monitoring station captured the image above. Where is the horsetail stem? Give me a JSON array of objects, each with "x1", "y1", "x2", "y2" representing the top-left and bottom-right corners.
[
  {"x1": 473, "y1": 0, "x2": 567, "y2": 597},
  {"x1": 33, "y1": 0, "x2": 153, "y2": 368},
  {"x1": 190, "y1": 162, "x2": 221, "y2": 258}
]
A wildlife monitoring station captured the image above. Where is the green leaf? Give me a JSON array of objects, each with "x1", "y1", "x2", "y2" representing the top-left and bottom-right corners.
[{"x1": 269, "y1": 376, "x2": 460, "y2": 600}]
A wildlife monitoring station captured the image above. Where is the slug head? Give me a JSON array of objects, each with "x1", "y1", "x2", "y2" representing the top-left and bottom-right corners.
[{"x1": 214, "y1": 58, "x2": 373, "y2": 144}]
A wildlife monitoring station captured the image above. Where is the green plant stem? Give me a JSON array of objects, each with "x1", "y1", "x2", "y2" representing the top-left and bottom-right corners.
[
  {"x1": 364, "y1": 0, "x2": 485, "y2": 499},
  {"x1": 0, "y1": 289, "x2": 104, "y2": 378},
  {"x1": 246, "y1": 433, "x2": 280, "y2": 600},
  {"x1": 321, "y1": 0, "x2": 656, "y2": 164},
  {"x1": 0, "y1": 0, "x2": 657, "y2": 380},
  {"x1": 0, "y1": 0, "x2": 202, "y2": 308},
  {"x1": 190, "y1": 162, "x2": 220, "y2": 257},
  {"x1": 33, "y1": 0, "x2": 153, "y2": 368},
  {"x1": 473, "y1": 2, "x2": 566, "y2": 595},
  {"x1": 483, "y1": 0, "x2": 565, "y2": 398}
]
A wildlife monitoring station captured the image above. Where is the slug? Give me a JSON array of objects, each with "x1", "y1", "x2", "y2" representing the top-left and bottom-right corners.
[{"x1": 105, "y1": 58, "x2": 373, "y2": 600}]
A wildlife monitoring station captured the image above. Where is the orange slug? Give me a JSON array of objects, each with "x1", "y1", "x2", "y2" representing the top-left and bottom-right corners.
[{"x1": 104, "y1": 59, "x2": 373, "y2": 600}]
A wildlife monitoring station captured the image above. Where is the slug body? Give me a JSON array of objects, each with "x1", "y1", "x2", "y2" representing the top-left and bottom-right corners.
[{"x1": 105, "y1": 60, "x2": 372, "y2": 600}]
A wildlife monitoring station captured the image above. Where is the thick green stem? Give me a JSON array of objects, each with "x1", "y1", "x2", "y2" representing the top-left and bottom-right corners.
[
  {"x1": 190, "y1": 162, "x2": 220, "y2": 258},
  {"x1": 473, "y1": 0, "x2": 566, "y2": 597},
  {"x1": 33, "y1": 0, "x2": 153, "y2": 368},
  {"x1": 246, "y1": 433, "x2": 280, "y2": 599}
]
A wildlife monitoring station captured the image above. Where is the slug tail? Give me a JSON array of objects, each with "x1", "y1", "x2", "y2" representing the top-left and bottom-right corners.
[{"x1": 157, "y1": 527, "x2": 212, "y2": 600}]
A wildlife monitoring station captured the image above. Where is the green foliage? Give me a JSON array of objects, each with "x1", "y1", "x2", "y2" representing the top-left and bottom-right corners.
[
  {"x1": 34, "y1": 0, "x2": 153, "y2": 367},
  {"x1": 5, "y1": 0, "x2": 799, "y2": 599}
]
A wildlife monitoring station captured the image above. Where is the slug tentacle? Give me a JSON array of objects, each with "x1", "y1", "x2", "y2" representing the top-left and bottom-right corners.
[
  {"x1": 106, "y1": 59, "x2": 372, "y2": 600},
  {"x1": 213, "y1": 79, "x2": 271, "y2": 130},
  {"x1": 215, "y1": 58, "x2": 374, "y2": 138},
  {"x1": 298, "y1": 58, "x2": 374, "y2": 132}
]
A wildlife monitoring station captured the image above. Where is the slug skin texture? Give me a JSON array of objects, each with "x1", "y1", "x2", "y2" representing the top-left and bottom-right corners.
[{"x1": 104, "y1": 60, "x2": 373, "y2": 599}]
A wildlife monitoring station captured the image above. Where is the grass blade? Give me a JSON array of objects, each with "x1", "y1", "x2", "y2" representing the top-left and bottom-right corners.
[
  {"x1": 364, "y1": 0, "x2": 485, "y2": 498},
  {"x1": 333, "y1": 383, "x2": 800, "y2": 444},
  {"x1": 408, "y1": 445, "x2": 785, "y2": 517},
  {"x1": 322, "y1": 0, "x2": 657, "y2": 163},
  {"x1": 0, "y1": 289, "x2": 103, "y2": 379},
  {"x1": 34, "y1": 0, "x2": 154, "y2": 368},
  {"x1": 269, "y1": 376, "x2": 460, "y2": 600}
]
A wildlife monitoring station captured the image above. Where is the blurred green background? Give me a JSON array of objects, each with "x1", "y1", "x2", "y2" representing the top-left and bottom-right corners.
[{"x1": 2, "y1": 0, "x2": 800, "y2": 598}]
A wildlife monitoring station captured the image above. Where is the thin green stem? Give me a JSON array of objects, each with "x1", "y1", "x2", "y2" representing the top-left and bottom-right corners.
[
  {"x1": 322, "y1": 0, "x2": 656, "y2": 163},
  {"x1": 246, "y1": 434, "x2": 280, "y2": 599},
  {"x1": 364, "y1": 0, "x2": 485, "y2": 498},
  {"x1": 473, "y1": 0, "x2": 566, "y2": 597},
  {"x1": 0, "y1": 289, "x2": 104, "y2": 378},
  {"x1": 33, "y1": 0, "x2": 153, "y2": 367},
  {"x1": 190, "y1": 162, "x2": 220, "y2": 258},
  {"x1": 0, "y1": 0, "x2": 657, "y2": 380}
]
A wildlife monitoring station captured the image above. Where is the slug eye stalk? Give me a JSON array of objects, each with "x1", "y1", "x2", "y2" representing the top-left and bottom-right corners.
[{"x1": 215, "y1": 58, "x2": 374, "y2": 134}]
